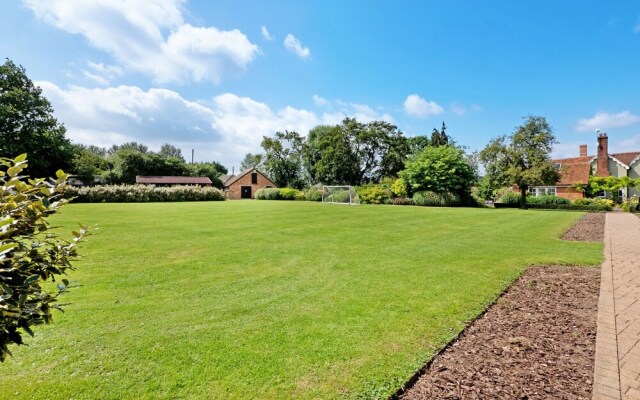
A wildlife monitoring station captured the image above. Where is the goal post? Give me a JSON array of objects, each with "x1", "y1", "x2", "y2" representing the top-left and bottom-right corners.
[{"x1": 321, "y1": 186, "x2": 359, "y2": 205}]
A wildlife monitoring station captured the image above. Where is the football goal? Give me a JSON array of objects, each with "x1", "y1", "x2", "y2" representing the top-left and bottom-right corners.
[{"x1": 322, "y1": 186, "x2": 359, "y2": 205}]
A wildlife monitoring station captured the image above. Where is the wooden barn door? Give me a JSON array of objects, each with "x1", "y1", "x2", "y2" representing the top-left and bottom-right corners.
[{"x1": 241, "y1": 186, "x2": 252, "y2": 199}]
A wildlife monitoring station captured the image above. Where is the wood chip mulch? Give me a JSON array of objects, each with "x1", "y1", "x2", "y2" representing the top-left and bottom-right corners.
[
  {"x1": 397, "y1": 265, "x2": 600, "y2": 400},
  {"x1": 561, "y1": 212, "x2": 605, "y2": 242}
]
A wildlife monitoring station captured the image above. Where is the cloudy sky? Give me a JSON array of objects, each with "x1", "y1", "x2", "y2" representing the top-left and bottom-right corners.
[{"x1": 2, "y1": 1, "x2": 640, "y2": 168}]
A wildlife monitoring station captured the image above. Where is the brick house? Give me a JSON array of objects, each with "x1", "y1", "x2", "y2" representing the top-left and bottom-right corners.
[
  {"x1": 222, "y1": 168, "x2": 277, "y2": 199},
  {"x1": 528, "y1": 133, "x2": 640, "y2": 200}
]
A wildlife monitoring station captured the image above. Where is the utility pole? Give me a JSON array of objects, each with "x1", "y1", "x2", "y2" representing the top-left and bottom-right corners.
[{"x1": 191, "y1": 149, "x2": 194, "y2": 164}]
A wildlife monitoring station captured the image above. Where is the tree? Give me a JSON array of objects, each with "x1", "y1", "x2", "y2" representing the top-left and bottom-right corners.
[
  {"x1": 0, "y1": 59, "x2": 74, "y2": 178},
  {"x1": 429, "y1": 121, "x2": 450, "y2": 147},
  {"x1": 261, "y1": 130, "x2": 305, "y2": 189},
  {"x1": 240, "y1": 153, "x2": 263, "y2": 171},
  {"x1": 187, "y1": 162, "x2": 227, "y2": 189},
  {"x1": 479, "y1": 116, "x2": 560, "y2": 208},
  {"x1": 159, "y1": 143, "x2": 184, "y2": 162},
  {"x1": 0, "y1": 154, "x2": 90, "y2": 361},
  {"x1": 71, "y1": 144, "x2": 108, "y2": 184},
  {"x1": 302, "y1": 125, "x2": 358, "y2": 185},
  {"x1": 399, "y1": 145, "x2": 476, "y2": 197}
]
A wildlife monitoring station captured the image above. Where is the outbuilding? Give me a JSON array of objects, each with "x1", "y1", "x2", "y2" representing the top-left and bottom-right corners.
[{"x1": 222, "y1": 168, "x2": 277, "y2": 199}]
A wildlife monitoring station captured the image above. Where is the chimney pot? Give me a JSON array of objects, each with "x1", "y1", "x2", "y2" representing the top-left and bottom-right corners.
[{"x1": 579, "y1": 144, "x2": 587, "y2": 157}]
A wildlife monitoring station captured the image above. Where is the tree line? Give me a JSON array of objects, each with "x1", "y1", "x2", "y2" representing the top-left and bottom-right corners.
[{"x1": 3, "y1": 57, "x2": 563, "y2": 205}]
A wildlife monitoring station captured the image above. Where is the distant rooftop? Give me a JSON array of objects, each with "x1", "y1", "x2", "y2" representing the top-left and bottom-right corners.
[{"x1": 135, "y1": 176, "x2": 212, "y2": 185}]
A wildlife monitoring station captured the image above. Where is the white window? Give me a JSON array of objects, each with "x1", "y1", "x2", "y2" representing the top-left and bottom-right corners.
[{"x1": 529, "y1": 186, "x2": 556, "y2": 196}]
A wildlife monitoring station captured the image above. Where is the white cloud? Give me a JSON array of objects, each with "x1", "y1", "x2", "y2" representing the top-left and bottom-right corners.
[
  {"x1": 261, "y1": 25, "x2": 273, "y2": 41},
  {"x1": 24, "y1": 0, "x2": 259, "y2": 84},
  {"x1": 450, "y1": 103, "x2": 466, "y2": 116},
  {"x1": 403, "y1": 94, "x2": 444, "y2": 118},
  {"x1": 470, "y1": 103, "x2": 483, "y2": 112},
  {"x1": 82, "y1": 61, "x2": 123, "y2": 85},
  {"x1": 322, "y1": 101, "x2": 394, "y2": 125},
  {"x1": 36, "y1": 81, "x2": 320, "y2": 167},
  {"x1": 284, "y1": 34, "x2": 310, "y2": 59},
  {"x1": 575, "y1": 111, "x2": 640, "y2": 132},
  {"x1": 312, "y1": 94, "x2": 328, "y2": 106}
]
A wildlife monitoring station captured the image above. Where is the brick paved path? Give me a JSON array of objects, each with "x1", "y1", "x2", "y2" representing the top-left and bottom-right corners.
[{"x1": 593, "y1": 213, "x2": 640, "y2": 400}]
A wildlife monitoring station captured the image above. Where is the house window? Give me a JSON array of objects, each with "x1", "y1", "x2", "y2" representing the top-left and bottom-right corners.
[
  {"x1": 251, "y1": 172, "x2": 258, "y2": 184},
  {"x1": 529, "y1": 186, "x2": 556, "y2": 196}
]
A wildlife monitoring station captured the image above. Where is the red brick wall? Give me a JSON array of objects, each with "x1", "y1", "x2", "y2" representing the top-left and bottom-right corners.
[
  {"x1": 556, "y1": 186, "x2": 584, "y2": 200},
  {"x1": 226, "y1": 171, "x2": 276, "y2": 199}
]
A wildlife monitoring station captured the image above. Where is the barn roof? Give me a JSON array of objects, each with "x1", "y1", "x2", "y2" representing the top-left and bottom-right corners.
[
  {"x1": 552, "y1": 156, "x2": 593, "y2": 186},
  {"x1": 224, "y1": 168, "x2": 277, "y2": 188},
  {"x1": 135, "y1": 176, "x2": 212, "y2": 185}
]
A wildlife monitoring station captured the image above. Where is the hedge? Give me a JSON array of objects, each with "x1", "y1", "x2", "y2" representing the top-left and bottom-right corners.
[
  {"x1": 495, "y1": 202, "x2": 611, "y2": 211},
  {"x1": 64, "y1": 185, "x2": 225, "y2": 202}
]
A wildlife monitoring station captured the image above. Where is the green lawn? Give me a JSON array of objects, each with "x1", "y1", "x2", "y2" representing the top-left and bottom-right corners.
[{"x1": 0, "y1": 202, "x2": 602, "y2": 399}]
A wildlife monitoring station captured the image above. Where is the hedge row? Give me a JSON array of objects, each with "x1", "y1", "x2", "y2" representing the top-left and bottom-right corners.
[
  {"x1": 64, "y1": 185, "x2": 225, "y2": 202},
  {"x1": 495, "y1": 202, "x2": 611, "y2": 211}
]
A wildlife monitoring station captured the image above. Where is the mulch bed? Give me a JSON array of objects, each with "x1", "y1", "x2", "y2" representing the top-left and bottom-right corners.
[
  {"x1": 561, "y1": 212, "x2": 605, "y2": 242},
  {"x1": 397, "y1": 265, "x2": 601, "y2": 400}
]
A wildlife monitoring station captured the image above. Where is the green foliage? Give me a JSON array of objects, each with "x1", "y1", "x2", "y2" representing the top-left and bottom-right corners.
[
  {"x1": 255, "y1": 188, "x2": 280, "y2": 200},
  {"x1": 400, "y1": 145, "x2": 476, "y2": 197},
  {"x1": 356, "y1": 184, "x2": 393, "y2": 204},
  {"x1": 0, "y1": 154, "x2": 90, "y2": 361},
  {"x1": 497, "y1": 191, "x2": 521, "y2": 205},
  {"x1": 621, "y1": 197, "x2": 639, "y2": 212},
  {"x1": 278, "y1": 187, "x2": 300, "y2": 200},
  {"x1": 1, "y1": 59, "x2": 74, "y2": 178},
  {"x1": 412, "y1": 191, "x2": 461, "y2": 207},
  {"x1": 480, "y1": 115, "x2": 560, "y2": 208},
  {"x1": 240, "y1": 153, "x2": 263, "y2": 171},
  {"x1": 261, "y1": 130, "x2": 305, "y2": 189},
  {"x1": 587, "y1": 176, "x2": 640, "y2": 203},
  {"x1": 71, "y1": 144, "x2": 108, "y2": 184},
  {"x1": 186, "y1": 162, "x2": 226, "y2": 189},
  {"x1": 158, "y1": 143, "x2": 184, "y2": 162},
  {"x1": 525, "y1": 203, "x2": 611, "y2": 212},
  {"x1": 304, "y1": 186, "x2": 324, "y2": 202},
  {"x1": 392, "y1": 197, "x2": 413, "y2": 206},
  {"x1": 525, "y1": 195, "x2": 570, "y2": 205},
  {"x1": 390, "y1": 178, "x2": 407, "y2": 198},
  {"x1": 573, "y1": 197, "x2": 614, "y2": 208},
  {"x1": 64, "y1": 185, "x2": 224, "y2": 202}
]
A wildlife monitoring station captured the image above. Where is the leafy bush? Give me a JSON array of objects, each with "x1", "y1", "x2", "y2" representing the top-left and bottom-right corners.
[
  {"x1": 497, "y1": 191, "x2": 521, "y2": 205},
  {"x1": 357, "y1": 184, "x2": 393, "y2": 205},
  {"x1": 412, "y1": 191, "x2": 461, "y2": 207},
  {"x1": 573, "y1": 198, "x2": 614, "y2": 208},
  {"x1": 390, "y1": 178, "x2": 407, "y2": 198},
  {"x1": 392, "y1": 197, "x2": 413, "y2": 206},
  {"x1": 324, "y1": 189, "x2": 354, "y2": 203},
  {"x1": 525, "y1": 203, "x2": 612, "y2": 211},
  {"x1": 304, "y1": 186, "x2": 324, "y2": 202},
  {"x1": 278, "y1": 187, "x2": 300, "y2": 200},
  {"x1": 1, "y1": 154, "x2": 91, "y2": 361},
  {"x1": 64, "y1": 184, "x2": 225, "y2": 202},
  {"x1": 525, "y1": 195, "x2": 570, "y2": 205},
  {"x1": 255, "y1": 188, "x2": 279, "y2": 200},
  {"x1": 621, "y1": 197, "x2": 639, "y2": 213},
  {"x1": 295, "y1": 191, "x2": 306, "y2": 201}
]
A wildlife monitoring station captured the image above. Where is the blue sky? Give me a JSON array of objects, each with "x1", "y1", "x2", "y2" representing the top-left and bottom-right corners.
[{"x1": 2, "y1": 1, "x2": 640, "y2": 169}]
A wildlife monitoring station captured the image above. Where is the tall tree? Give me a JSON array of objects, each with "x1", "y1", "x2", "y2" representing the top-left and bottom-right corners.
[
  {"x1": 261, "y1": 130, "x2": 305, "y2": 189},
  {"x1": 399, "y1": 145, "x2": 476, "y2": 197},
  {"x1": 303, "y1": 125, "x2": 358, "y2": 185},
  {"x1": 159, "y1": 143, "x2": 185, "y2": 162},
  {"x1": 240, "y1": 153, "x2": 263, "y2": 171},
  {"x1": 0, "y1": 59, "x2": 73, "y2": 177},
  {"x1": 479, "y1": 116, "x2": 560, "y2": 208},
  {"x1": 429, "y1": 121, "x2": 450, "y2": 147}
]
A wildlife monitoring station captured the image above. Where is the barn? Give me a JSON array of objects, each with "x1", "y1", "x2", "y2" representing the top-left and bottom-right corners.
[{"x1": 221, "y1": 168, "x2": 277, "y2": 199}]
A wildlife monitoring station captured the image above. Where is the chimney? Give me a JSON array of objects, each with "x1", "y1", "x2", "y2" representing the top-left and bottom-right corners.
[
  {"x1": 596, "y1": 133, "x2": 609, "y2": 177},
  {"x1": 579, "y1": 144, "x2": 587, "y2": 157}
]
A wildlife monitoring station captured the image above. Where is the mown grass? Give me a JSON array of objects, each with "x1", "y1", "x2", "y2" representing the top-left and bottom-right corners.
[{"x1": 0, "y1": 202, "x2": 602, "y2": 399}]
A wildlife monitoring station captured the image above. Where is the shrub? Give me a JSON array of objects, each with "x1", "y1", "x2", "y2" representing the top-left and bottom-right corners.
[
  {"x1": 295, "y1": 191, "x2": 306, "y2": 201},
  {"x1": 412, "y1": 191, "x2": 461, "y2": 207},
  {"x1": 357, "y1": 184, "x2": 393, "y2": 205},
  {"x1": 64, "y1": 185, "x2": 225, "y2": 202},
  {"x1": 1, "y1": 155, "x2": 91, "y2": 361},
  {"x1": 255, "y1": 188, "x2": 280, "y2": 200},
  {"x1": 497, "y1": 191, "x2": 521, "y2": 205},
  {"x1": 390, "y1": 178, "x2": 407, "y2": 198},
  {"x1": 392, "y1": 197, "x2": 413, "y2": 206},
  {"x1": 621, "y1": 197, "x2": 639, "y2": 213},
  {"x1": 525, "y1": 195, "x2": 570, "y2": 205},
  {"x1": 278, "y1": 187, "x2": 300, "y2": 200},
  {"x1": 574, "y1": 198, "x2": 614, "y2": 208},
  {"x1": 304, "y1": 186, "x2": 324, "y2": 202},
  {"x1": 525, "y1": 203, "x2": 612, "y2": 211}
]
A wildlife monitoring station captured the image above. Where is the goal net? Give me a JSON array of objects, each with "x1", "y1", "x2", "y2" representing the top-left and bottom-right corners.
[{"x1": 321, "y1": 186, "x2": 359, "y2": 205}]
